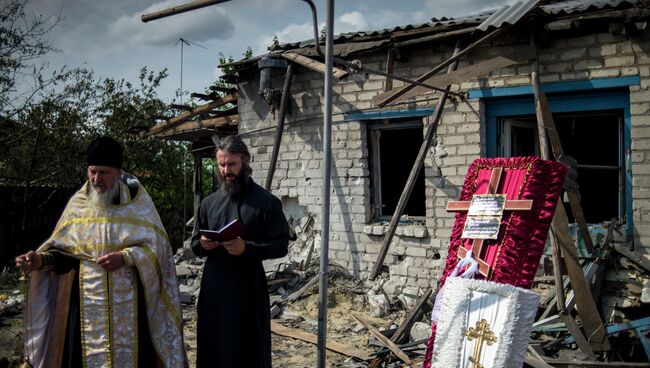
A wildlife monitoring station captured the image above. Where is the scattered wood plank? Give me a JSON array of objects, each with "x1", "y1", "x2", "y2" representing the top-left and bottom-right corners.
[
  {"x1": 542, "y1": 359, "x2": 650, "y2": 367},
  {"x1": 351, "y1": 311, "x2": 413, "y2": 366},
  {"x1": 286, "y1": 275, "x2": 319, "y2": 302},
  {"x1": 612, "y1": 243, "x2": 650, "y2": 272},
  {"x1": 524, "y1": 353, "x2": 555, "y2": 368},
  {"x1": 281, "y1": 52, "x2": 348, "y2": 79},
  {"x1": 270, "y1": 320, "x2": 372, "y2": 361}
]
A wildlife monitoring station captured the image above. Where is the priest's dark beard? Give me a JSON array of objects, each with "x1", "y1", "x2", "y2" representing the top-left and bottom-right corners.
[{"x1": 217, "y1": 165, "x2": 251, "y2": 195}]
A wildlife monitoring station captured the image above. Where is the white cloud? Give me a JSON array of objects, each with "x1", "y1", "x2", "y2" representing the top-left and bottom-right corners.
[
  {"x1": 255, "y1": 21, "x2": 324, "y2": 55},
  {"x1": 422, "y1": 0, "x2": 511, "y2": 18},
  {"x1": 339, "y1": 11, "x2": 368, "y2": 32},
  {"x1": 109, "y1": 0, "x2": 234, "y2": 47}
]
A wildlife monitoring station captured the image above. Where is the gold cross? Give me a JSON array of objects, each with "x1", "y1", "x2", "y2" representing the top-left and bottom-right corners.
[{"x1": 465, "y1": 319, "x2": 498, "y2": 368}]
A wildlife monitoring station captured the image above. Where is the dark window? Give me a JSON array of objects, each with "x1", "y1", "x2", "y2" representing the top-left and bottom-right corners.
[
  {"x1": 368, "y1": 119, "x2": 425, "y2": 220},
  {"x1": 497, "y1": 110, "x2": 624, "y2": 223}
]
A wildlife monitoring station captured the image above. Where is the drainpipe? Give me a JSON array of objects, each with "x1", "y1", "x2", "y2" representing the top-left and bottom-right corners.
[{"x1": 317, "y1": 1, "x2": 334, "y2": 367}]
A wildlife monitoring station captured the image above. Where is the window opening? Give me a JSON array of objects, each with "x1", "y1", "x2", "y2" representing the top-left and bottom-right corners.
[
  {"x1": 368, "y1": 119, "x2": 425, "y2": 220},
  {"x1": 498, "y1": 110, "x2": 624, "y2": 223}
]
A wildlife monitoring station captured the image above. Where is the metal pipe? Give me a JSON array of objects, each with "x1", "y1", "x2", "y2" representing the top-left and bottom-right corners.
[
  {"x1": 300, "y1": 0, "x2": 463, "y2": 98},
  {"x1": 141, "y1": 0, "x2": 231, "y2": 23},
  {"x1": 317, "y1": 0, "x2": 334, "y2": 366}
]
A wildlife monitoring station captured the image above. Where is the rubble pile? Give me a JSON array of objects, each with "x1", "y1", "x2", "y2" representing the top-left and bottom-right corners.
[{"x1": 1, "y1": 220, "x2": 648, "y2": 367}]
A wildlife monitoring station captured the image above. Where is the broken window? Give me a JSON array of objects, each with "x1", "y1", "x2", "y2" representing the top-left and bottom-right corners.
[
  {"x1": 479, "y1": 80, "x2": 637, "y2": 235},
  {"x1": 497, "y1": 111, "x2": 625, "y2": 223},
  {"x1": 368, "y1": 118, "x2": 426, "y2": 220}
]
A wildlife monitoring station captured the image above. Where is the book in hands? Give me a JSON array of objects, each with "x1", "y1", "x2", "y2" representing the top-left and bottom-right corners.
[{"x1": 200, "y1": 219, "x2": 245, "y2": 242}]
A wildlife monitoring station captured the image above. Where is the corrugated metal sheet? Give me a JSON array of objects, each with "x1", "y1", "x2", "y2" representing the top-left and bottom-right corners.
[
  {"x1": 227, "y1": 0, "x2": 643, "y2": 68},
  {"x1": 476, "y1": 0, "x2": 539, "y2": 31},
  {"x1": 275, "y1": 0, "x2": 641, "y2": 50},
  {"x1": 542, "y1": 0, "x2": 639, "y2": 15}
]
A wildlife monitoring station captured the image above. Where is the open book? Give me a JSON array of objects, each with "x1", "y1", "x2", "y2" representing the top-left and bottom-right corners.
[{"x1": 199, "y1": 219, "x2": 245, "y2": 241}]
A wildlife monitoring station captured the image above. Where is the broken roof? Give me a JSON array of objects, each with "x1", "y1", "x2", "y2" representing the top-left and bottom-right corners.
[{"x1": 222, "y1": 0, "x2": 645, "y2": 72}]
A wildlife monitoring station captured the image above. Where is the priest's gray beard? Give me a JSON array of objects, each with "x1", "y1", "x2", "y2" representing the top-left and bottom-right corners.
[{"x1": 88, "y1": 180, "x2": 119, "y2": 207}]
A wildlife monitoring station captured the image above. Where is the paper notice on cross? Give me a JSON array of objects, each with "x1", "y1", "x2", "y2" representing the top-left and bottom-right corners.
[
  {"x1": 467, "y1": 194, "x2": 506, "y2": 216},
  {"x1": 461, "y1": 216, "x2": 501, "y2": 240}
]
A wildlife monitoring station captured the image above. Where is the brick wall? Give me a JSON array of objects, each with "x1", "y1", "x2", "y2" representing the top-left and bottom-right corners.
[{"x1": 237, "y1": 28, "x2": 650, "y2": 295}]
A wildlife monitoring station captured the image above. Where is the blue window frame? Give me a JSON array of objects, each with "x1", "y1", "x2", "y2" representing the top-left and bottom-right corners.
[
  {"x1": 345, "y1": 108, "x2": 433, "y2": 221},
  {"x1": 470, "y1": 77, "x2": 639, "y2": 235}
]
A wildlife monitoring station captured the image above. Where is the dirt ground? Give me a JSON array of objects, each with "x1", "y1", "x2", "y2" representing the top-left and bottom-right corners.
[
  {"x1": 182, "y1": 279, "x2": 407, "y2": 367},
  {"x1": 0, "y1": 273, "x2": 410, "y2": 368}
]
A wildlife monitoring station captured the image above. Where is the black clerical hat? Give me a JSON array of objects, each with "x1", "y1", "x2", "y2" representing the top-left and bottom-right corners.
[{"x1": 86, "y1": 136, "x2": 123, "y2": 169}]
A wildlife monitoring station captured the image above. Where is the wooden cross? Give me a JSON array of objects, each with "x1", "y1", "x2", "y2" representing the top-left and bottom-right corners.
[
  {"x1": 465, "y1": 319, "x2": 498, "y2": 368},
  {"x1": 447, "y1": 167, "x2": 533, "y2": 277}
]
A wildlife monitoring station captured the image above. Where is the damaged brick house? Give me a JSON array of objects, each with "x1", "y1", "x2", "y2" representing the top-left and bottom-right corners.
[{"x1": 145, "y1": 0, "x2": 650, "y2": 296}]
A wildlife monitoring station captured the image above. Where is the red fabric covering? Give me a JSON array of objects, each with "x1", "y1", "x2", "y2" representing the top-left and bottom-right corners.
[{"x1": 423, "y1": 156, "x2": 566, "y2": 368}]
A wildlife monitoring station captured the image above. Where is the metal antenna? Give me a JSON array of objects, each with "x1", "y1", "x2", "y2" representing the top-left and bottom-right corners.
[
  {"x1": 174, "y1": 37, "x2": 207, "y2": 104},
  {"x1": 173, "y1": 37, "x2": 206, "y2": 240}
]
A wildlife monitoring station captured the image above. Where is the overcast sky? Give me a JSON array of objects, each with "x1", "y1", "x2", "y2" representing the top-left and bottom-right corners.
[{"x1": 25, "y1": 0, "x2": 513, "y2": 104}]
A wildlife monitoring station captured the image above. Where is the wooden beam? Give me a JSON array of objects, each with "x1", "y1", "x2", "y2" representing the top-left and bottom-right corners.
[
  {"x1": 351, "y1": 312, "x2": 413, "y2": 365},
  {"x1": 393, "y1": 27, "x2": 477, "y2": 48},
  {"x1": 285, "y1": 274, "x2": 319, "y2": 303},
  {"x1": 266, "y1": 63, "x2": 295, "y2": 191},
  {"x1": 170, "y1": 103, "x2": 194, "y2": 111},
  {"x1": 143, "y1": 94, "x2": 236, "y2": 137},
  {"x1": 192, "y1": 152, "x2": 203, "y2": 224},
  {"x1": 141, "y1": 0, "x2": 231, "y2": 22},
  {"x1": 534, "y1": 80, "x2": 595, "y2": 254},
  {"x1": 281, "y1": 52, "x2": 348, "y2": 79},
  {"x1": 612, "y1": 243, "x2": 650, "y2": 272},
  {"x1": 384, "y1": 48, "x2": 395, "y2": 92},
  {"x1": 550, "y1": 226, "x2": 597, "y2": 360},
  {"x1": 552, "y1": 203, "x2": 610, "y2": 351},
  {"x1": 375, "y1": 27, "x2": 507, "y2": 107},
  {"x1": 370, "y1": 43, "x2": 461, "y2": 280},
  {"x1": 390, "y1": 288, "x2": 432, "y2": 344},
  {"x1": 157, "y1": 115, "x2": 239, "y2": 137},
  {"x1": 270, "y1": 320, "x2": 372, "y2": 361},
  {"x1": 531, "y1": 65, "x2": 609, "y2": 351},
  {"x1": 373, "y1": 55, "x2": 521, "y2": 106}
]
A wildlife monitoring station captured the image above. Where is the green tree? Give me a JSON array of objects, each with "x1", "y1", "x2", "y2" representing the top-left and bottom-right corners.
[
  {"x1": 243, "y1": 46, "x2": 253, "y2": 59},
  {"x1": 268, "y1": 35, "x2": 280, "y2": 51},
  {"x1": 0, "y1": 1, "x2": 192, "y2": 250}
]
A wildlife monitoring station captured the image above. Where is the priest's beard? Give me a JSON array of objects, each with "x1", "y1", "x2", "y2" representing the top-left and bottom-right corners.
[
  {"x1": 217, "y1": 165, "x2": 251, "y2": 195},
  {"x1": 89, "y1": 180, "x2": 119, "y2": 207}
]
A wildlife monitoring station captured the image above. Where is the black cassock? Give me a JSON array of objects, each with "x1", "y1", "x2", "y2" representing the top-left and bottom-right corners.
[{"x1": 192, "y1": 178, "x2": 289, "y2": 368}]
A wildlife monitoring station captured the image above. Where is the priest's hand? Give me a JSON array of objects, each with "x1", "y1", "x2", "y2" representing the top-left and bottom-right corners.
[
  {"x1": 97, "y1": 251, "x2": 126, "y2": 272},
  {"x1": 200, "y1": 235, "x2": 221, "y2": 251},
  {"x1": 15, "y1": 251, "x2": 42, "y2": 274},
  {"x1": 222, "y1": 238, "x2": 245, "y2": 256}
]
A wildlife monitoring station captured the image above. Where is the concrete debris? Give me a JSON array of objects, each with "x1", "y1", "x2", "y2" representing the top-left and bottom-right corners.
[{"x1": 409, "y1": 322, "x2": 431, "y2": 343}]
